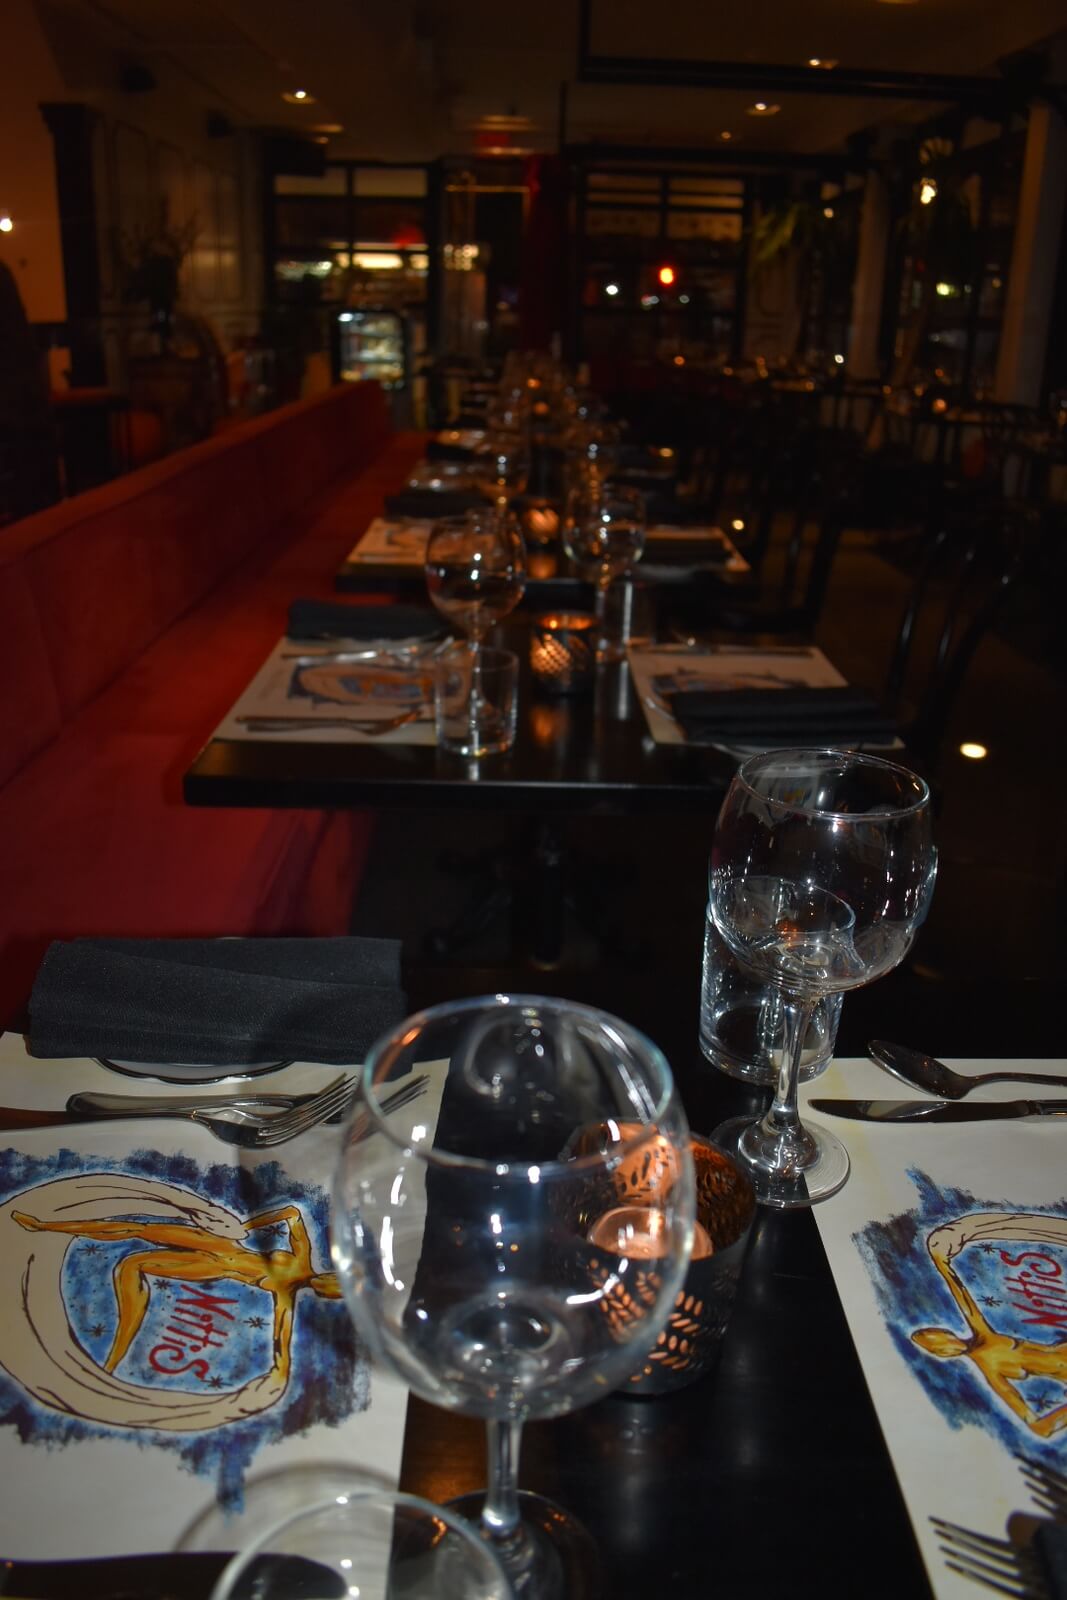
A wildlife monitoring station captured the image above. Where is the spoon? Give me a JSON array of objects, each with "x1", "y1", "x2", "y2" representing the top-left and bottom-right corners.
[{"x1": 867, "y1": 1040, "x2": 1067, "y2": 1100}]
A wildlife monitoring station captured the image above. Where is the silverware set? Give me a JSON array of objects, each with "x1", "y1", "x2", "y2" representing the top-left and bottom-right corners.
[
  {"x1": 6, "y1": 1073, "x2": 429, "y2": 1149},
  {"x1": 932, "y1": 1454, "x2": 1067, "y2": 1598},
  {"x1": 809, "y1": 1042, "x2": 1067, "y2": 1123}
]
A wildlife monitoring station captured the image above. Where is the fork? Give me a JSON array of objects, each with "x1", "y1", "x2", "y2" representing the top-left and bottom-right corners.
[
  {"x1": 236, "y1": 710, "x2": 425, "y2": 735},
  {"x1": 110, "y1": 1073, "x2": 427, "y2": 1149},
  {"x1": 931, "y1": 1515, "x2": 1067, "y2": 1598},
  {"x1": 1016, "y1": 1453, "x2": 1067, "y2": 1521}
]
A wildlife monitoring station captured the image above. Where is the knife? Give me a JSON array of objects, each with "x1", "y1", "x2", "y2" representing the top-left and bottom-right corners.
[
  {"x1": 0, "y1": 1549, "x2": 344, "y2": 1598},
  {"x1": 808, "y1": 1097, "x2": 1067, "y2": 1123}
]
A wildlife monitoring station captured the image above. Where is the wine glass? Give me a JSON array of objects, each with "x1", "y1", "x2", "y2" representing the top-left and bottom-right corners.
[
  {"x1": 425, "y1": 509, "x2": 526, "y2": 656},
  {"x1": 331, "y1": 995, "x2": 696, "y2": 1599},
  {"x1": 561, "y1": 480, "x2": 646, "y2": 660},
  {"x1": 710, "y1": 749, "x2": 936, "y2": 1209},
  {"x1": 209, "y1": 1486, "x2": 513, "y2": 1600},
  {"x1": 474, "y1": 432, "x2": 530, "y2": 509}
]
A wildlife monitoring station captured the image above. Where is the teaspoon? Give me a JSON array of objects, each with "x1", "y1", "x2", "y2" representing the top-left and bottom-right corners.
[{"x1": 867, "y1": 1040, "x2": 1067, "y2": 1100}]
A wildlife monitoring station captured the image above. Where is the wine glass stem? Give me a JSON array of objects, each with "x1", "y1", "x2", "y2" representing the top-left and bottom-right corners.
[
  {"x1": 764, "y1": 994, "x2": 816, "y2": 1140},
  {"x1": 483, "y1": 1416, "x2": 523, "y2": 1540}
]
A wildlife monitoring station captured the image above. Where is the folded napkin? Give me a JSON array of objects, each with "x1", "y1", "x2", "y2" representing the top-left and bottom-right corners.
[
  {"x1": 28, "y1": 936, "x2": 407, "y2": 1066},
  {"x1": 667, "y1": 686, "x2": 897, "y2": 746},
  {"x1": 383, "y1": 488, "x2": 486, "y2": 519},
  {"x1": 287, "y1": 599, "x2": 440, "y2": 642}
]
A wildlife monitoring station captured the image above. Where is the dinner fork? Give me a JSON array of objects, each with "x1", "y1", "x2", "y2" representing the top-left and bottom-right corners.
[
  {"x1": 236, "y1": 710, "x2": 424, "y2": 735},
  {"x1": 108, "y1": 1073, "x2": 426, "y2": 1149},
  {"x1": 931, "y1": 1515, "x2": 1067, "y2": 1598},
  {"x1": 1016, "y1": 1453, "x2": 1067, "y2": 1521}
]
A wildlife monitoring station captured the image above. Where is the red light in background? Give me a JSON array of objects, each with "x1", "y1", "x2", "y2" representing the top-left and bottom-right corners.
[{"x1": 657, "y1": 264, "x2": 676, "y2": 287}]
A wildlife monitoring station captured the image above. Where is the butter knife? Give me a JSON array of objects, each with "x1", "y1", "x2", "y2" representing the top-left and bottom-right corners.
[
  {"x1": 809, "y1": 1098, "x2": 1067, "y2": 1123},
  {"x1": 0, "y1": 1549, "x2": 343, "y2": 1598}
]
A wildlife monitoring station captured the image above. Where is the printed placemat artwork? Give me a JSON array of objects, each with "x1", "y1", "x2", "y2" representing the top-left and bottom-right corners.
[
  {"x1": 212, "y1": 638, "x2": 437, "y2": 745},
  {"x1": 0, "y1": 1038, "x2": 443, "y2": 1559},
  {"x1": 805, "y1": 1057, "x2": 1067, "y2": 1600}
]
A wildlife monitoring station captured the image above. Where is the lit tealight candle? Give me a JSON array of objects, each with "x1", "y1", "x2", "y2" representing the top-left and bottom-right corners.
[{"x1": 588, "y1": 1204, "x2": 713, "y2": 1261}]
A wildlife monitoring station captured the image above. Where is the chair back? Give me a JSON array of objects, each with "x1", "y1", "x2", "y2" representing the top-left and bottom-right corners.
[{"x1": 884, "y1": 519, "x2": 1023, "y2": 760}]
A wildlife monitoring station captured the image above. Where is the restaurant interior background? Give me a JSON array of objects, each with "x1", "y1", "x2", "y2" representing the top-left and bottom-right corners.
[{"x1": 2, "y1": 0, "x2": 1065, "y2": 1052}]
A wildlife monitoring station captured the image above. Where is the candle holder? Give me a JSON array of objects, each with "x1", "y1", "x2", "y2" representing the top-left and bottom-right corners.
[
  {"x1": 563, "y1": 1127, "x2": 756, "y2": 1395},
  {"x1": 529, "y1": 611, "x2": 596, "y2": 695}
]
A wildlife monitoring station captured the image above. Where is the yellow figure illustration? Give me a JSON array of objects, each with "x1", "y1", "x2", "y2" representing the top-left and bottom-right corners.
[
  {"x1": 12, "y1": 1203, "x2": 341, "y2": 1387},
  {"x1": 911, "y1": 1217, "x2": 1067, "y2": 1439}
]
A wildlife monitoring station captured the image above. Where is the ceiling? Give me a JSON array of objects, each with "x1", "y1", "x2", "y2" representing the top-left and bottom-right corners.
[{"x1": 34, "y1": 0, "x2": 1067, "y2": 163}]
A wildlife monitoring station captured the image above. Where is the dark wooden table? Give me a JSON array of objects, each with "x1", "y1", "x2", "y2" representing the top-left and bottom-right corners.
[
  {"x1": 393, "y1": 958, "x2": 930, "y2": 1600},
  {"x1": 183, "y1": 624, "x2": 740, "y2": 818}
]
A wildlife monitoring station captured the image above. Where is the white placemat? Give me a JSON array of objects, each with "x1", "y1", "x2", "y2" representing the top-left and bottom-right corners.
[
  {"x1": 212, "y1": 638, "x2": 437, "y2": 745},
  {"x1": 626, "y1": 643, "x2": 847, "y2": 746},
  {"x1": 803, "y1": 1056, "x2": 1067, "y2": 1600},
  {"x1": 0, "y1": 1033, "x2": 448, "y2": 1559},
  {"x1": 345, "y1": 516, "x2": 434, "y2": 567}
]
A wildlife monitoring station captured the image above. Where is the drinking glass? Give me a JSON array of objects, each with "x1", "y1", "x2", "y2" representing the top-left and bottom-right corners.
[
  {"x1": 209, "y1": 1486, "x2": 513, "y2": 1600},
  {"x1": 710, "y1": 749, "x2": 936, "y2": 1208},
  {"x1": 425, "y1": 509, "x2": 526, "y2": 656},
  {"x1": 332, "y1": 995, "x2": 696, "y2": 1599},
  {"x1": 561, "y1": 481, "x2": 646, "y2": 659},
  {"x1": 475, "y1": 432, "x2": 530, "y2": 508}
]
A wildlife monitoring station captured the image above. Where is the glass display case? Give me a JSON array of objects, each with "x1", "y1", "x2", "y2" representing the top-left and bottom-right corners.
[{"x1": 334, "y1": 307, "x2": 408, "y2": 389}]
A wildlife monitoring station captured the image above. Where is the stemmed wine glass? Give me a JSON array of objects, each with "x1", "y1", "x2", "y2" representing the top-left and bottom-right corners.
[
  {"x1": 475, "y1": 433, "x2": 530, "y2": 509},
  {"x1": 425, "y1": 509, "x2": 526, "y2": 656},
  {"x1": 710, "y1": 749, "x2": 937, "y2": 1209},
  {"x1": 561, "y1": 480, "x2": 646, "y2": 660},
  {"x1": 331, "y1": 995, "x2": 696, "y2": 1599}
]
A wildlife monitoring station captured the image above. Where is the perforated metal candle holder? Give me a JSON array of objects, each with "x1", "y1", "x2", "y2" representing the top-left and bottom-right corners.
[
  {"x1": 529, "y1": 611, "x2": 596, "y2": 695},
  {"x1": 564, "y1": 1128, "x2": 756, "y2": 1396}
]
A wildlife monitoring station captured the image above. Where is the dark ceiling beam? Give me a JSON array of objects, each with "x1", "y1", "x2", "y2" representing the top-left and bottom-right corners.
[
  {"x1": 575, "y1": 0, "x2": 1054, "y2": 108},
  {"x1": 577, "y1": 55, "x2": 1017, "y2": 107}
]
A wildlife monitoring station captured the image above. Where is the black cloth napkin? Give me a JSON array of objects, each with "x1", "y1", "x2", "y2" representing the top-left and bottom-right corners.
[
  {"x1": 667, "y1": 686, "x2": 897, "y2": 746},
  {"x1": 383, "y1": 488, "x2": 486, "y2": 518},
  {"x1": 28, "y1": 936, "x2": 408, "y2": 1067},
  {"x1": 287, "y1": 599, "x2": 440, "y2": 642}
]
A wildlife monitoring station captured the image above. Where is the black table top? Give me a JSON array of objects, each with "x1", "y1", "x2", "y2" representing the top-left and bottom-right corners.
[
  {"x1": 184, "y1": 625, "x2": 740, "y2": 817},
  {"x1": 392, "y1": 959, "x2": 931, "y2": 1600}
]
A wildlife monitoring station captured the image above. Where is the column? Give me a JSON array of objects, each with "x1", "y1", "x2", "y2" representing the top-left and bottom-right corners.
[
  {"x1": 846, "y1": 170, "x2": 890, "y2": 380},
  {"x1": 994, "y1": 103, "x2": 1067, "y2": 406}
]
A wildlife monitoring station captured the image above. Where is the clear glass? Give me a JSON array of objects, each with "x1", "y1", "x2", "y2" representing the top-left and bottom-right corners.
[
  {"x1": 332, "y1": 995, "x2": 696, "y2": 1599},
  {"x1": 699, "y1": 908, "x2": 841, "y2": 1086},
  {"x1": 209, "y1": 1486, "x2": 513, "y2": 1600},
  {"x1": 434, "y1": 643, "x2": 518, "y2": 757},
  {"x1": 425, "y1": 509, "x2": 526, "y2": 652},
  {"x1": 561, "y1": 481, "x2": 647, "y2": 660},
  {"x1": 709, "y1": 749, "x2": 936, "y2": 1208},
  {"x1": 474, "y1": 432, "x2": 530, "y2": 507}
]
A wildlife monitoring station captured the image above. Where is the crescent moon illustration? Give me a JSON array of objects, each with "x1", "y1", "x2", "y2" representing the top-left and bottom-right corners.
[{"x1": 0, "y1": 1175, "x2": 289, "y2": 1432}]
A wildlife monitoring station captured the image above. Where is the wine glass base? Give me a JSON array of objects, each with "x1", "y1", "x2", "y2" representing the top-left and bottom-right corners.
[
  {"x1": 448, "y1": 1489, "x2": 600, "y2": 1600},
  {"x1": 711, "y1": 1114, "x2": 851, "y2": 1210}
]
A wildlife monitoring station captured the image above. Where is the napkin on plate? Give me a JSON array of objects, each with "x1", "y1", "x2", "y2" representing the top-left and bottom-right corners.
[
  {"x1": 383, "y1": 488, "x2": 486, "y2": 519},
  {"x1": 287, "y1": 599, "x2": 441, "y2": 642},
  {"x1": 27, "y1": 936, "x2": 408, "y2": 1066},
  {"x1": 667, "y1": 686, "x2": 897, "y2": 746}
]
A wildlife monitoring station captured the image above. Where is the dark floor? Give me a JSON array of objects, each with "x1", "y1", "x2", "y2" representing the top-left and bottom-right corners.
[{"x1": 352, "y1": 518, "x2": 1065, "y2": 1080}]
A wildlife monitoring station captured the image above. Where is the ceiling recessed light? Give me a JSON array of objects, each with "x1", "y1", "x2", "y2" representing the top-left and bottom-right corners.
[
  {"x1": 313, "y1": 123, "x2": 344, "y2": 135},
  {"x1": 807, "y1": 58, "x2": 838, "y2": 69},
  {"x1": 747, "y1": 102, "x2": 781, "y2": 116},
  {"x1": 282, "y1": 89, "x2": 316, "y2": 105},
  {"x1": 719, "y1": 130, "x2": 734, "y2": 141},
  {"x1": 959, "y1": 742, "x2": 988, "y2": 760},
  {"x1": 0, "y1": 215, "x2": 12, "y2": 233}
]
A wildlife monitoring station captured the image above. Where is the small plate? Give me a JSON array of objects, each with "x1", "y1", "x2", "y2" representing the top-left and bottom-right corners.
[{"x1": 96, "y1": 1058, "x2": 292, "y2": 1085}]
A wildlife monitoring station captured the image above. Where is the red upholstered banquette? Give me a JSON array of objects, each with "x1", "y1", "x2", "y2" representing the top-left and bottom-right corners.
[{"x1": 0, "y1": 382, "x2": 422, "y2": 1027}]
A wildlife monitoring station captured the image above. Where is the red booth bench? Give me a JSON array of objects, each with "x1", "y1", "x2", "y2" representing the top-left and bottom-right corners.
[{"x1": 0, "y1": 381, "x2": 423, "y2": 1027}]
